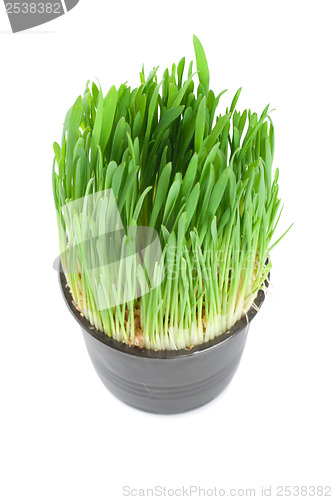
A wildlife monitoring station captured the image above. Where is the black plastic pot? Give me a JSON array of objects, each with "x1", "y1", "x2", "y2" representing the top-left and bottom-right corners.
[{"x1": 59, "y1": 271, "x2": 266, "y2": 414}]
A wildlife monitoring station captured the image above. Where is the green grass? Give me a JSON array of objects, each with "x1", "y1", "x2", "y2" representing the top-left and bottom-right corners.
[{"x1": 53, "y1": 35, "x2": 290, "y2": 350}]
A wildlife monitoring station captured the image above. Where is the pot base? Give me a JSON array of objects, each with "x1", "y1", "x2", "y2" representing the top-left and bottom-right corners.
[
  {"x1": 59, "y1": 271, "x2": 266, "y2": 414},
  {"x1": 82, "y1": 326, "x2": 247, "y2": 414}
]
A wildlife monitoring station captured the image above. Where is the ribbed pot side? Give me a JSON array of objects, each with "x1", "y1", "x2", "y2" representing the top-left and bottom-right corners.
[{"x1": 59, "y1": 271, "x2": 266, "y2": 414}]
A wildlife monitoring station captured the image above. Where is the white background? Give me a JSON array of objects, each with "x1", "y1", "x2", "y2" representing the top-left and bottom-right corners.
[{"x1": 1, "y1": 1, "x2": 332, "y2": 498}]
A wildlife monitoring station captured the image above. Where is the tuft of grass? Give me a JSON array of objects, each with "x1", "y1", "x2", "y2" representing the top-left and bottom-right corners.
[{"x1": 53, "y1": 36, "x2": 290, "y2": 350}]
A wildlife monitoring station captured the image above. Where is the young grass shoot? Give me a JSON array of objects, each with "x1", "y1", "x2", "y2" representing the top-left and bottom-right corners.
[{"x1": 53, "y1": 36, "x2": 288, "y2": 350}]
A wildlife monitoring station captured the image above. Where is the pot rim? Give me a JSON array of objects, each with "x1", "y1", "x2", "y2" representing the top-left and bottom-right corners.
[{"x1": 59, "y1": 270, "x2": 267, "y2": 359}]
